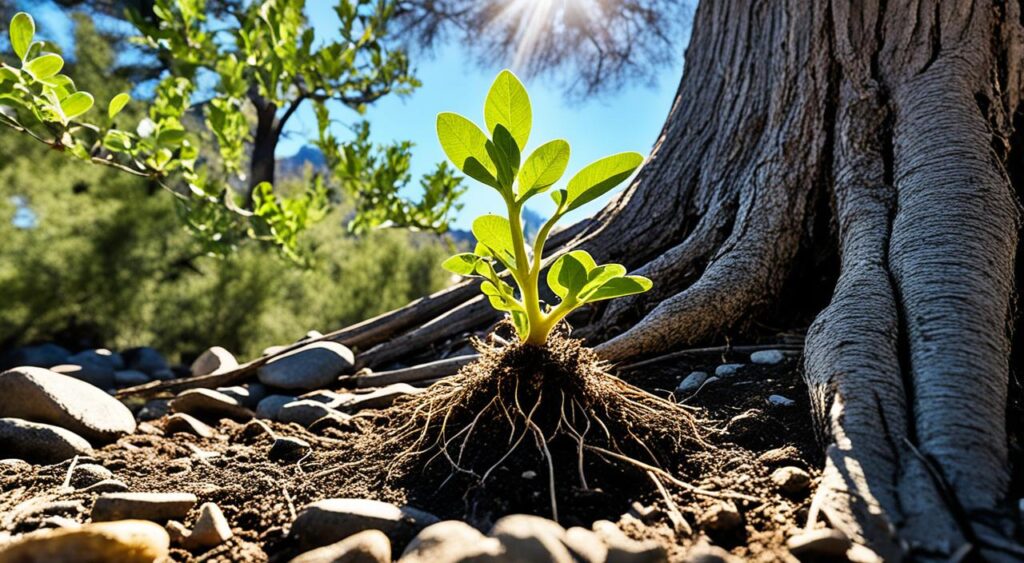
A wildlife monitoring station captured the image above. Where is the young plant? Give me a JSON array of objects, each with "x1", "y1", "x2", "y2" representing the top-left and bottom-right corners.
[{"x1": 438, "y1": 70, "x2": 652, "y2": 346}]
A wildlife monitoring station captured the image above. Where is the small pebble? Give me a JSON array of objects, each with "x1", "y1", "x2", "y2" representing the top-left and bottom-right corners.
[
  {"x1": 0, "y1": 520, "x2": 169, "y2": 562},
  {"x1": 165, "y1": 413, "x2": 215, "y2": 438},
  {"x1": 70, "y1": 464, "x2": 114, "y2": 489},
  {"x1": 184, "y1": 502, "x2": 233, "y2": 550},
  {"x1": 771, "y1": 466, "x2": 811, "y2": 494},
  {"x1": 750, "y1": 349, "x2": 785, "y2": 365},
  {"x1": 676, "y1": 371, "x2": 709, "y2": 394},
  {"x1": 699, "y1": 502, "x2": 741, "y2": 533},
  {"x1": 786, "y1": 528, "x2": 851, "y2": 558},
  {"x1": 91, "y1": 492, "x2": 197, "y2": 522},
  {"x1": 239, "y1": 419, "x2": 275, "y2": 444},
  {"x1": 80, "y1": 479, "x2": 130, "y2": 494},
  {"x1": 768, "y1": 395, "x2": 795, "y2": 407},
  {"x1": 714, "y1": 364, "x2": 743, "y2": 377},
  {"x1": 269, "y1": 436, "x2": 311, "y2": 463}
]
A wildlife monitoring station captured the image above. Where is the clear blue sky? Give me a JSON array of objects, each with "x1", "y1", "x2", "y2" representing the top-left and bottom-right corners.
[{"x1": 25, "y1": 1, "x2": 685, "y2": 230}]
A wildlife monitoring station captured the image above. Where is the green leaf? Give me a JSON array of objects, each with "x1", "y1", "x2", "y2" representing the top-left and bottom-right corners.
[
  {"x1": 442, "y1": 253, "x2": 481, "y2": 276},
  {"x1": 472, "y1": 215, "x2": 515, "y2": 266},
  {"x1": 157, "y1": 128, "x2": 187, "y2": 147},
  {"x1": 484, "y1": 69, "x2": 531, "y2": 150},
  {"x1": 103, "y1": 130, "x2": 132, "y2": 152},
  {"x1": 59, "y1": 91, "x2": 93, "y2": 118},
  {"x1": 518, "y1": 140, "x2": 570, "y2": 200},
  {"x1": 487, "y1": 125, "x2": 520, "y2": 189},
  {"x1": 481, "y1": 280, "x2": 519, "y2": 312},
  {"x1": 583, "y1": 275, "x2": 653, "y2": 303},
  {"x1": 579, "y1": 264, "x2": 627, "y2": 299},
  {"x1": 23, "y1": 54, "x2": 63, "y2": 79},
  {"x1": 108, "y1": 93, "x2": 130, "y2": 120},
  {"x1": 547, "y1": 251, "x2": 592, "y2": 299},
  {"x1": 436, "y1": 112, "x2": 499, "y2": 189},
  {"x1": 10, "y1": 13, "x2": 34, "y2": 61},
  {"x1": 510, "y1": 310, "x2": 529, "y2": 338},
  {"x1": 561, "y1": 152, "x2": 644, "y2": 212}
]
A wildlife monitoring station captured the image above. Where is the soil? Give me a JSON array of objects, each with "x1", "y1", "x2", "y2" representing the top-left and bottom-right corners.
[{"x1": 0, "y1": 337, "x2": 821, "y2": 562}]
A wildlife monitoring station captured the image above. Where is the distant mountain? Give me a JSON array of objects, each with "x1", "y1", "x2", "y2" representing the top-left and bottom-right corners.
[{"x1": 277, "y1": 145, "x2": 327, "y2": 177}]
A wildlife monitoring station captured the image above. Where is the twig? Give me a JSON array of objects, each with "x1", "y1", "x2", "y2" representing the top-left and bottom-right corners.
[
  {"x1": 616, "y1": 343, "x2": 804, "y2": 372},
  {"x1": 61, "y1": 456, "x2": 80, "y2": 490},
  {"x1": 646, "y1": 470, "x2": 692, "y2": 536},
  {"x1": 356, "y1": 355, "x2": 478, "y2": 388}
]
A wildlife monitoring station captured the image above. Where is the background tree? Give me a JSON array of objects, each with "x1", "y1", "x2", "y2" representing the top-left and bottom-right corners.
[{"x1": 302, "y1": 1, "x2": 1022, "y2": 560}]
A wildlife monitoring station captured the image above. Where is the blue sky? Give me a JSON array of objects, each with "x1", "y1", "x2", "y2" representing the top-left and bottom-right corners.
[{"x1": 24, "y1": 1, "x2": 685, "y2": 230}]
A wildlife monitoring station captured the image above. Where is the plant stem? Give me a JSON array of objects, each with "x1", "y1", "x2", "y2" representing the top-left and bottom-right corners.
[{"x1": 507, "y1": 198, "x2": 548, "y2": 345}]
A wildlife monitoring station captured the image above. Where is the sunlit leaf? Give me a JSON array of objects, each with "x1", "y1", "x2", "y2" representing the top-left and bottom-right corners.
[
  {"x1": 484, "y1": 69, "x2": 530, "y2": 150},
  {"x1": 23, "y1": 54, "x2": 63, "y2": 79},
  {"x1": 583, "y1": 275, "x2": 653, "y2": 303},
  {"x1": 59, "y1": 91, "x2": 93, "y2": 119},
  {"x1": 472, "y1": 215, "x2": 515, "y2": 265},
  {"x1": 560, "y1": 152, "x2": 644, "y2": 212},
  {"x1": 518, "y1": 139, "x2": 569, "y2": 200},
  {"x1": 108, "y1": 93, "x2": 130, "y2": 120},
  {"x1": 442, "y1": 253, "x2": 481, "y2": 276},
  {"x1": 10, "y1": 13, "x2": 34, "y2": 61},
  {"x1": 547, "y1": 251, "x2": 590, "y2": 299},
  {"x1": 436, "y1": 112, "x2": 499, "y2": 189}
]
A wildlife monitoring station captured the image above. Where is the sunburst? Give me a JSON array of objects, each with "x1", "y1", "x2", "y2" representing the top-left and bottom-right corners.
[{"x1": 484, "y1": 0, "x2": 599, "y2": 72}]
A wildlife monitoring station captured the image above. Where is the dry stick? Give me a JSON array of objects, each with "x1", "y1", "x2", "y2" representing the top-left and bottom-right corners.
[
  {"x1": 615, "y1": 343, "x2": 804, "y2": 372},
  {"x1": 646, "y1": 470, "x2": 693, "y2": 536},
  {"x1": 356, "y1": 355, "x2": 479, "y2": 388},
  {"x1": 583, "y1": 445, "x2": 761, "y2": 503},
  {"x1": 60, "y1": 456, "x2": 80, "y2": 490}
]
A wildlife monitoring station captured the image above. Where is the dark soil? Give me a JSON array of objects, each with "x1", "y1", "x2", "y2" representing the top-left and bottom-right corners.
[{"x1": 0, "y1": 336, "x2": 820, "y2": 562}]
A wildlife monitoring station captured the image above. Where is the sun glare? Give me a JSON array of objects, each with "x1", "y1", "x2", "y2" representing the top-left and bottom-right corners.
[{"x1": 486, "y1": 0, "x2": 598, "y2": 72}]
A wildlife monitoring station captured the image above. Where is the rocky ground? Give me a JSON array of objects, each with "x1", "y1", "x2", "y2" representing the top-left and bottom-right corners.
[{"x1": 0, "y1": 334, "x2": 861, "y2": 562}]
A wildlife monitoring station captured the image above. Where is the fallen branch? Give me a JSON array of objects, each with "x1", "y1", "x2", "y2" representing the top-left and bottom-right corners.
[
  {"x1": 356, "y1": 355, "x2": 479, "y2": 388},
  {"x1": 615, "y1": 343, "x2": 804, "y2": 372}
]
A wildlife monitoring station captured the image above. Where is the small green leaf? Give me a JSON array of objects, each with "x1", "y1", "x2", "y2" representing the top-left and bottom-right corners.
[
  {"x1": 579, "y1": 264, "x2": 627, "y2": 299},
  {"x1": 59, "y1": 91, "x2": 93, "y2": 118},
  {"x1": 108, "y1": 93, "x2": 130, "y2": 120},
  {"x1": 484, "y1": 69, "x2": 531, "y2": 150},
  {"x1": 436, "y1": 112, "x2": 499, "y2": 189},
  {"x1": 583, "y1": 275, "x2": 653, "y2": 303},
  {"x1": 518, "y1": 139, "x2": 570, "y2": 200},
  {"x1": 547, "y1": 251, "x2": 590, "y2": 299},
  {"x1": 157, "y1": 128, "x2": 187, "y2": 147},
  {"x1": 10, "y1": 13, "x2": 34, "y2": 61},
  {"x1": 487, "y1": 125, "x2": 520, "y2": 189},
  {"x1": 561, "y1": 152, "x2": 644, "y2": 212},
  {"x1": 23, "y1": 54, "x2": 63, "y2": 79},
  {"x1": 472, "y1": 215, "x2": 516, "y2": 266},
  {"x1": 510, "y1": 309, "x2": 529, "y2": 338},
  {"x1": 103, "y1": 129, "x2": 132, "y2": 152},
  {"x1": 442, "y1": 253, "x2": 481, "y2": 276}
]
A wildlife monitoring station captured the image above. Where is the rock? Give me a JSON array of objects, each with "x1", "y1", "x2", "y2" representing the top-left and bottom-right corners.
[
  {"x1": 489, "y1": 514, "x2": 573, "y2": 563},
  {"x1": 51, "y1": 364, "x2": 116, "y2": 390},
  {"x1": 400, "y1": 521, "x2": 501, "y2": 563},
  {"x1": 269, "y1": 436, "x2": 311, "y2": 462},
  {"x1": 290, "y1": 529, "x2": 391, "y2": 563},
  {"x1": 308, "y1": 413, "x2": 360, "y2": 434},
  {"x1": 113, "y1": 370, "x2": 150, "y2": 387},
  {"x1": 0, "y1": 367, "x2": 136, "y2": 443},
  {"x1": 217, "y1": 385, "x2": 261, "y2": 408},
  {"x1": 191, "y1": 347, "x2": 238, "y2": 377},
  {"x1": 685, "y1": 543, "x2": 742, "y2": 562},
  {"x1": 70, "y1": 463, "x2": 113, "y2": 488},
  {"x1": 0, "y1": 418, "x2": 92, "y2": 464},
  {"x1": 714, "y1": 364, "x2": 743, "y2": 377},
  {"x1": 279, "y1": 400, "x2": 348, "y2": 428},
  {"x1": 257, "y1": 342, "x2": 355, "y2": 390},
  {"x1": 79, "y1": 479, "x2": 130, "y2": 494},
  {"x1": 150, "y1": 368, "x2": 176, "y2": 381},
  {"x1": 562, "y1": 527, "x2": 608, "y2": 563},
  {"x1": 750, "y1": 350, "x2": 785, "y2": 365},
  {"x1": 699, "y1": 502, "x2": 741, "y2": 533},
  {"x1": 170, "y1": 389, "x2": 253, "y2": 421},
  {"x1": 0, "y1": 458, "x2": 30, "y2": 471},
  {"x1": 591, "y1": 520, "x2": 667, "y2": 563},
  {"x1": 786, "y1": 529, "x2": 852, "y2": 559},
  {"x1": 0, "y1": 343, "x2": 70, "y2": 369},
  {"x1": 165, "y1": 520, "x2": 190, "y2": 546},
  {"x1": 123, "y1": 347, "x2": 168, "y2": 375},
  {"x1": 291, "y1": 498, "x2": 439, "y2": 550},
  {"x1": 68, "y1": 349, "x2": 121, "y2": 369},
  {"x1": 344, "y1": 384, "x2": 424, "y2": 412},
  {"x1": 239, "y1": 419, "x2": 275, "y2": 444},
  {"x1": 771, "y1": 466, "x2": 811, "y2": 494},
  {"x1": 184, "y1": 502, "x2": 232, "y2": 550},
  {"x1": 256, "y1": 394, "x2": 296, "y2": 420},
  {"x1": 675, "y1": 371, "x2": 710, "y2": 394},
  {"x1": 768, "y1": 394, "x2": 795, "y2": 407},
  {"x1": 298, "y1": 390, "x2": 353, "y2": 408},
  {"x1": 91, "y1": 492, "x2": 198, "y2": 522},
  {"x1": 0, "y1": 519, "x2": 169, "y2": 563},
  {"x1": 136, "y1": 399, "x2": 170, "y2": 422},
  {"x1": 165, "y1": 413, "x2": 215, "y2": 438}
]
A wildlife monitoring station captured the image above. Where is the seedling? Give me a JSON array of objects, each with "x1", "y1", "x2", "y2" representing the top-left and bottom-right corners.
[{"x1": 437, "y1": 70, "x2": 652, "y2": 345}]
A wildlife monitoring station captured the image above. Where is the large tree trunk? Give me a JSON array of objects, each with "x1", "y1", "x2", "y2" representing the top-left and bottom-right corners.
[{"x1": 260, "y1": 1, "x2": 1024, "y2": 559}]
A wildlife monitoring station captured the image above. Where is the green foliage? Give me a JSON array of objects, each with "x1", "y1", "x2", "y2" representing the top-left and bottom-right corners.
[{"x1": 437, "y1": 70, "x2": 651, "y2": 345}]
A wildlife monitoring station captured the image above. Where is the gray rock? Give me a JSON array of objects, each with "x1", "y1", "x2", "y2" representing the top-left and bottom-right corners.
[
  {"x1": 165, "y1": 413, "x2": 215, "y2": 438},
  {"x1": 698, "y1": 502, "x2": 741, "y2": 533},
  {"x1": 79, "y1": 479, "x2": 130, "y2": 493},
  {"x1": 786, "y1": 529, "x2": 851, "y2": 559},
  {"x1": 1, "y1": 343, "x2": 70, "y2": 369},
  {"x1": 591, "y1": 520, "x2": 667, "y2": 563},
  {"x1": 114, "y1": 370, "x2": 151, "y2": 387},
  {"x1": 68, "y1": 349, "x2": 119, "y2": 370},
  {"x1": 170, "y1": 389, "x2": 253, "y2": 421},
  {"x1": 52, "y1": 363, "x2": 116, "y2": 390},
  {"x1": 184, "y1": 502, "x2": 233, "y2": 550},
  {"x1": 400, "y1": 521, "x2": 501, "y2": 563},
  {"x1": 239, "y1": 419, "x2": 275, "y2": 444},
  {"x1": 269, "y1": 436, "x2": 311, "y2": 462},
  {"x1": 768, "y1": 394, "x2": 795, "y2": 407},
  {"x1": 297, "y1": 390, "x2": 353, "y2": 408},
  {"x1": 91, "y1": 492, "x2": 198, "y2": 522},
  {"x1": 345, "y1": 384, "x2": 424, "y2": 412},
  {"x1": 0, "y1": 520, "x2": 170, "y2": 562},
  {"x1": 489, "y1": 514, "x2": 572, "y2": 563},
  {"x1": 137, "y1": 399, "x2": 170, "y2": 421},
  {"x1": 217, "y1": 384, "x2": 267, "y2": 408},
  {"x1": 0, "y1": 418, "x2": 92, "y2": 464},
  {"x1": 123, "y1": 347, "x2": 168, "y2": 375},
  {"x1": 191, "y1": 346, "x2": 238, "y2": 376},
  {"x1": 257, "y1": 342, "x2": 355, "y2": 390},
  {"x1": 290, "y1": 529, "x2": 391, "y2": 563},
  {"x1": 291, "y1": 498, "x2": 439, "y2": 550},
  {"x1": 770, "y1": 466, "x2": 811, "y2": 494},
  {"x1": 150, "y1": 368, "x2": 177, "y2": 381},
  {"x1": 70, "y1": 463, "x2": 113, "y2": 488},
  {"x1": 0, "y1": 367, "x2": 136, "y2": 443},
  {"x1": 714, "y1": 364, "x2": 744, "y2": 377},
  {"x1": 675, "y1": 371, "x2": 709, "y2": 395},
  {"x1": 256, "y1": 394, "x2": 297, "y2": 420},
  {"x1": 0, "y1": 458, "x2": 31, "y2": 471},
  {"x1": 562, "y1": 527, "x2": 607, "y2": 563},
  {"x1": 749, "y1": 350, "x2": 785, "y2": 365},
  {"x1": 279, "y1": 400, "x2": 349, "y2": 428}
]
